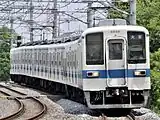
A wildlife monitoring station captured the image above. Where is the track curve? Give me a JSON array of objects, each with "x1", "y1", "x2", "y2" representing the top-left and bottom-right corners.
[
  {"x1": 0, "y1": 90, "x2": 24, "y2": 120},
  {"x1": 0, "y1": 84, "x2": 47, "y2": 120}
]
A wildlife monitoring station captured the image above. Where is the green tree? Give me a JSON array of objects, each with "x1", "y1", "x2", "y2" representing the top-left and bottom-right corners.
[
  {"x1": 150, "y1": 49, "x2": 160, "y2": 114},
  {"x1": 0, "y1": 26, "x2": 11, "y2": 81},
  {"x1": 108, "y1": 2, "x2": 129, "y2": 21},
  {"x1": 137, "y1": 0, "x2": 160, "y2": 52}
]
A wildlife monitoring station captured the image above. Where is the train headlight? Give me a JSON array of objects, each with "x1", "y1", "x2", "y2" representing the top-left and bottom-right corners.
[
  {"x1": 87, "y1": 71, "x2": 99, "y2": 78},
  {"x1": 134, "y1": 70, "x2": 146, "y2": 77}
]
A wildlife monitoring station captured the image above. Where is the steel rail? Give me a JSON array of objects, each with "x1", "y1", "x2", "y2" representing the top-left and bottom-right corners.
[
  {"x1": 0, "y1": 90, "x2": 24, "y2": 120},
  {"x1": 98, "y1": 111, "x2": 136, "y2": 120},
  {"x1": 26, "y1": 97, "x2": 47, "y2": 120},
  {"x1": 0, "y1": 84, "x2": 47, "y2": 120},
  {"x1": 127, "y1": 112, "x2": 136, "y2": 120}
]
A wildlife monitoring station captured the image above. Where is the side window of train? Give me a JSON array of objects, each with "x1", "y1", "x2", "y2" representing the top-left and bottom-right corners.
[
  {"x1": 38, "y1": 49, "x2": 39, "y2": 65},
  {"x1": 41, "y1": 49, "x2": 43, "y2": 65},
  {"x1": 74, "y1": 51, "x2": 76, "y2": 67},
  {"x1": 52, "y1": 51, "x2": 55, "y2": 66},
  {"x1": 34, "y1": 49, "x2": 36, "y2": 64},
  {"x1": 28, "y1": 50, "x2": 29, "y2": 63},
  {"x1": 59, "y1": 52, "x2": 61, "y2": 66},
  {"x1": 30, "y1": 49, "x2": 32, "y2": 63},
  {"x1": 45, "y1": 49, "x2": 47, "y2": 66},
  {"x1": 53, "y1": 51, "x2": 55, "y2": 66},
  {"x1": 46, "y1": 49, "x2": 48, "y2": 66},
  {"x1": 42, "y1": 49, "x2": 44, "y2": 65},
  {"x1": 70, "y1": 52, "x2": 71, "y2": 67},
  {"x1": 61, "y1": 51, "x2": 63, "y2": 66},
  {"x1": 57, "y1": 51, "x2": 60, "y2": 67},
  {"x1": 68, "y1": 52, "x2": 70, "y2": 67},
  {"x1": 50, "y1": 51, "x2": 52, "y2": 67},
  {"x1": 25, "y1": 50, "x2": 27, "y2": 63},
  {"x1": 30, "y1": 49, "x2": 31, "y2": 63},
  {"x1": 38, "y1": 49, "x2": 39, "y2": 64},
  {"x1": 51, "y1": 51, "x2": 53, "y2": 66},
  {"x1": 55, "y1": 51, "x2": 57, "y2": 66},
  {"x1": 53, "y1": 50, "x2": 55, "y2": 66},
  {"x1": 26, "y1": 50, "x2": 28, "y2": 63},
  {"x1": 28, "y1": 50, "x2": 30, "y2": 63},
  {"x1": 31, "y1": 49, "x2": 32, "y2": 63},
  {"x1": 45, "y1": 49, "x2": 47, "y2": 65},
  {"x1": 66, "y1": 52, "x2": 68, "y2": 66},
  {"x1": 19, "y1": 50, "x2": 20, "y2": 64},
  {"x1": 72, "y1": 51, "x2": 74, "y2": 67},
  {"x1": 47, "y1": 50, "x2": 51, "y2": 67},
  {"x1": 43, "y1": 49, "x2": 45, "y2": 65},
  {"x1": 39, "y1": 49, "x2": 41, "y2": 65},
  {"x1": 36, "y1": 49, "x2": 37, "y2": 65},
  {"x1": 70, "y1": 52, "x2": 72, "y2": 67},
  {"x1": 57, "y1": 52, "x2": 58, "y2": 66},
  {"x1": 27, "y1": 50, "x2": 28, "y2": 63},
  {"x1": 28, "y1": 49, "x2": 29, "y2": 63},
  {"x1": 57, "y1": 52, "x2": 59, "y2": 66}
]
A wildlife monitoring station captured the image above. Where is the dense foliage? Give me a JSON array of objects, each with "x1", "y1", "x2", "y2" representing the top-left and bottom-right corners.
[
  {"x1": 150, "y1": 50, "x2": 160, "y2": 114},
  {"x1": 0, "y1": 27, "x2": 11, "y2": 81},
  {"x1": 137, "y1": 0, "x2": 160, "y2": 52}
]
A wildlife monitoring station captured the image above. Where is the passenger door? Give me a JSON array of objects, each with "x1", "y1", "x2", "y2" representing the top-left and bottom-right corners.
[{"x1": 106, "y1": 38, "x2": 127, "y2": 87}]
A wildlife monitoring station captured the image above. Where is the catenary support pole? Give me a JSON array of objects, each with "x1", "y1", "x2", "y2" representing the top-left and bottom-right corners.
[
  {"x1": 30, "y1": 0, "x2": 33, "y2": 42},
  {"x1": 10, "y1": 18, "x2": 14, "y2": 48},
  {"x1": 129, "y1": 0, "x2": 136, "y2": 25},
  {"x1": 87, "y1": 2, "x2": 93, "y2": 28},
  {"x1": 53, "y1": 0, "x2": 58, "y2": 38}
]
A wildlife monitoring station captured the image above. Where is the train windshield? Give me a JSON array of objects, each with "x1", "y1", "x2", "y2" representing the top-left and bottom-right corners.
[
  {"x1": 86, "y1": 32, "x2": 104, "y2": 65},
  {"x1": 127, "y1": 32, "x2": 146, "y2": 63}
]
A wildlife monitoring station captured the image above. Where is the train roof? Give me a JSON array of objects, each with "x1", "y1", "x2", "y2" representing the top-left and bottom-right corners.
[
  {"x1": 10, "y1": 37, "x2": 79, "y2": 52},
  {"x1": 82, "y1": 25, "x2": 149, "y2": 36},
  {"x1": 13, "y1": 25, "x2": 148, "y2": 49},
  {"x1": 18, "y1": 31, "x2": 82, "y2": 47}
]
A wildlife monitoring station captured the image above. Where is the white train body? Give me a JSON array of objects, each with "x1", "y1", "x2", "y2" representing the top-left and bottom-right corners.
[{"x1": 10, "y1": 25, "x2": 150, "y2": 109}]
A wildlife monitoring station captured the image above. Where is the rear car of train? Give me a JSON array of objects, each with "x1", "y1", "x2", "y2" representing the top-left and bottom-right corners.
[{"x1": 82, "y1": 25, "x2": 150, "y2": 109}]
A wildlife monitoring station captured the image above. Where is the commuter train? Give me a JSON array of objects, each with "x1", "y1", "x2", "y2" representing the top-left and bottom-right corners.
[{"x1": 10, "y1": 25, "x2": 150, "y2": 109}]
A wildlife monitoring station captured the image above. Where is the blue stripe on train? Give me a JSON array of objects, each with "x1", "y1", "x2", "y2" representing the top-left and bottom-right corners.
[{"x1": 82, "y1": 69, "x2": 150, "y2": 79}]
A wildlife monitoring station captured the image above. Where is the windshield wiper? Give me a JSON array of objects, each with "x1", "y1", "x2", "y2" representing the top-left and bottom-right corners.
[{"x1": 127, "y1": 58, "x2": 146, "y2": 64}]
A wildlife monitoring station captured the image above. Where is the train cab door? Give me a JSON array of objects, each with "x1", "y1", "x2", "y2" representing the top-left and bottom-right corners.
[{"x1": 106, "y1": 38, "x2": 127, "y2": 87}]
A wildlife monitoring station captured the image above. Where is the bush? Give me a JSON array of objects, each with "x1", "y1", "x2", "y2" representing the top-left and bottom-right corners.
[
  {"x1": 150, "y1": 49, "x2": 160, "y2": 114},
  {"x1": 150, "y1": 70, "x2": 160, "y2": 114}
]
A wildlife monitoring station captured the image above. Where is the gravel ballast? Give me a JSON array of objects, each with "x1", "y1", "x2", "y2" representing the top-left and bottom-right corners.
[
  {"x1": 0, "y1": 100, "x2": 19, "y2": 118},
  {"x1": 133, "y1": 108, "x2": 160, "y2": 120},
  {"x1": 56, "y1": 99, "x2": 96, "y2": 115}
]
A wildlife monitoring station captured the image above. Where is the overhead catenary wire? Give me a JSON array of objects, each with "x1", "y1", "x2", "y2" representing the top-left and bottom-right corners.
[{"x1": 0, "y1": 0, "x2": 131, "y2": 44}]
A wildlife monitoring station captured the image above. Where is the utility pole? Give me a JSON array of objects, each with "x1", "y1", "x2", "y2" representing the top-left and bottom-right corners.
[
  {"x1": 10, "y1": 17, "x2": 14, "y2": 48},
  {"x1": 53, "y1": 0, "x2": 58, "y2": 38},
  {"x1": 87, "y1": 2, "x2": 93, "y2": 28},
  {"x1": 129, "y1": 0, "x2": 136, "y2": 25},
  {"x1": 30, "y1": 0, "x2": 33, "y2": 42}
]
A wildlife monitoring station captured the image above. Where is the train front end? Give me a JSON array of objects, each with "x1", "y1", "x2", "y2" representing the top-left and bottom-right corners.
[{"x1": 82, "y1": 26, "x2": 150, "y2": 109}]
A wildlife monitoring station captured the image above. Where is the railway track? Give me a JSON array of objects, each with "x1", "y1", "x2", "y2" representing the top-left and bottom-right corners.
[
  {"x1": 99, "y1": 111, "x2": 136, "y2": 120},
  {"x1": 99, "y1": 115, "x2": 135, "y2": 120},
  {"x1": 0, "y1": 90, "x2": 24, "y2": 120},
  {"x1": 0, "y1": 84, "x2": 47, "y2": 120}
]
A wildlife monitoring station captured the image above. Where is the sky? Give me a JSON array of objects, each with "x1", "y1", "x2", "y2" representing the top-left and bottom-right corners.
[{"x1": 0, "y1": 0, "x2": 128, "y2": 43}]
